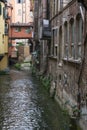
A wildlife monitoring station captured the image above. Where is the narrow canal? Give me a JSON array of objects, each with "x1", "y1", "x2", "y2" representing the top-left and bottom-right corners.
[{"x1": 0, "y1": 69, "x2": 81, "y2": 130}]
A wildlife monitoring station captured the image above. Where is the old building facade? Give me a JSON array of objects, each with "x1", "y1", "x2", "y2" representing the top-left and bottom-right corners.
[
  {"x1": 48, "y1": 0, "x2": 87, "y2": 129},
  {"x1": 33, "y1": 0, "x2": 87, "y2": 129},
  {"x1": 33, "y1": 0, "x2": 51, "y2": 72},
  {"x1": 0, "y1": 0, "x2": 8, "y2": 71},
  {"x1": 7, "y1": 0, "x2": 33, "y2": 59},
  {"x1": 49, "y1": 0, "x2": 83, "y2": 109}
]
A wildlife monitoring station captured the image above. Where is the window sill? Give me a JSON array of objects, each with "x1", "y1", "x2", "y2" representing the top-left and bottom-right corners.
[
  {"x1": 63, "y1": 57, "x2": 82, "y2": 64},
  {"x1": 48, "y1": 55, "x2": 57, "y2": 60}
]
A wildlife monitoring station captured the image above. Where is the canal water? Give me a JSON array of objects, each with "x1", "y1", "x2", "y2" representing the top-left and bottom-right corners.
[{"x1": 0, "y1": 69, "x2": 81, "y2": 130}]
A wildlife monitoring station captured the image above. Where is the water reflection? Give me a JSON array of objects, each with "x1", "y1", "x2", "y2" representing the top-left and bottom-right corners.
[{"x1": 0, "y1": 70, "x2": 81, "y2": 130}]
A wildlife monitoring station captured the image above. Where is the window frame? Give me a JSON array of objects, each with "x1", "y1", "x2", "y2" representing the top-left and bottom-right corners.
[
  {"x1": 69, "y1": 18, "x2": 75, "y2": 58},
  {"x1": 76, "y1": 14, "x2": 83, "y2": 59},
  {"x1": 51, "y1": 27, "x2": 58, "y2": 57}
]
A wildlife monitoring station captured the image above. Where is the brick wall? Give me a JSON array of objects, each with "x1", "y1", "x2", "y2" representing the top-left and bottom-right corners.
[{"x1": 48, "y1": 0, "x2": 87, "y2": 116}]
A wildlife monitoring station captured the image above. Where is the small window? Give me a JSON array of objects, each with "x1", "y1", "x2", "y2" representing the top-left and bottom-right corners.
[
  {"x1": 76, "y1": 14, "x2": 83, "y2": 59},
  {"x1": 25, "y1": 27, "x2": 32, "y2": 33},
  {"x1": 5, "y1": 23, "x2": 8, "y2": 34},
  {"x1": 18, "y1": 9, "x2": 21, "y2": 16},
  {"x1": 55, "y1": 46, "x2": 57, "y2": 56},
  {"x1": 3, "y1": 7, "x2": 5, "y2": 19},
  {"x1": 0, "y1": 3, "x2": 2, "y2": 15},
  {"x1": 25, "y1": 29, "x2": 30, "y2": 33},
  {"x1": 59, "y1": 26, "x2": 62, "y2": 62},
  {"x1": 64, "y1": 21, "x2": 68, "y2": 58},
  {"x1": 2, "y1": 34, "x2": 4, "y2": 44},
  {"x1": 17, "y1": 0, "x2": 22, "y2": 3},
  {"x1": 69, "y1": 18, "x2": 75, "y2": 58},
  {"x1": 15, "y1": 27, "x2": 21, "y2": 32}
]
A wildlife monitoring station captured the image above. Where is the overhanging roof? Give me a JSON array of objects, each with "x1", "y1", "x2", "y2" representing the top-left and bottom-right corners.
[{"x1": 10, "y1": 23, "x2": 33, "y2": 27}]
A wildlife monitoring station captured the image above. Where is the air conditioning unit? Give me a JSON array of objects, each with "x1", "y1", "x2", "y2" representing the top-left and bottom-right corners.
[{"x1": 39, "y1": 19, "x2": 51, "y2": 40}]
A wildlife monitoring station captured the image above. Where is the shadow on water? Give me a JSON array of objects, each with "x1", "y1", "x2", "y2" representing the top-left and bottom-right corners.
[{"x1": 31, "y1": 75, "x2": 82, "y2": 130}]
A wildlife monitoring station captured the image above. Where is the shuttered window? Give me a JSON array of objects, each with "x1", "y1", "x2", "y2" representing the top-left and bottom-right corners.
[{"x1": 3, "y1": 7, "x2": 5, "y2": 19}]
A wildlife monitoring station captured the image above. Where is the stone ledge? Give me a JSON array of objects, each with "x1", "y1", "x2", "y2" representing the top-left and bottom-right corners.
[{"x1": 63, "y1": 58, "x2": 82, "y2": 64}]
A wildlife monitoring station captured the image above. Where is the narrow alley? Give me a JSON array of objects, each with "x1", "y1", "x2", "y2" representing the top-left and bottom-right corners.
[{"x1": 0, "y1": 69, "x2": 81, "y2": 130}]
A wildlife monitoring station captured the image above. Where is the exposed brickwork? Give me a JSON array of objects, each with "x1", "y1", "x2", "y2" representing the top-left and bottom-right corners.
[{"x1": 9, "y1": 26, "x2": 33, "y2": 39}]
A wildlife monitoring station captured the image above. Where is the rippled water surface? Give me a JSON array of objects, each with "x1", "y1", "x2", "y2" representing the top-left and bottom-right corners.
[{"x1": 0, "y1": 70, "x2": 81, "y2": 130}]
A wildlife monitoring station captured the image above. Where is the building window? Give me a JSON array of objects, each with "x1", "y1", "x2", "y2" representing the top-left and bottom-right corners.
[
  {"x1": 25, "y1": 28, "x2": 30, "y2": 33},
  {"x1": 17, "y1": 0, "x2": 22, "y2": 3},
  {"x1": 76, "y1": 14, "x2": 83, "y2": 58},
  {"x1": 54, "y1": 29, "x2": 58, "y2": 57},
  {"x1": 18, "y1": 9, "x2": 21, "y2": 16},
  {"x1": 64, "y1": 21, "x2": 68, "y2": 58},
  {"x1": 15, "y1": 27, "x2": 21, "y2": 32},
  {"x1": 5, "y1": 23, "x2": 8, "y2": 34},
  {"x1": 60, "y1": 0, "x2": 63, "y2": 10},
  {"x1": 69, "y1": 18, "x2": 75, "y2": 58},
  {"x1": 53, "y1": 0, "x2": 58, "y2": 15},
  {"x1": 52, "y1": 29, "x2": 55, "y2": 55},
  {"x1": 30, "y1": 12, "x2": 33, "y2": 18},
  {"x1": 52, "y1": 28, "x2": 58, "y2": 57},
  {"x1": 54, "y1": 0, "x2": 56, "y2": 15},
  {"x1": 3, "y1": 7, "x2": 5, "y2": 19},
  {"x1": 55, "y1": 46, "x2": 57, "y2": 56},
  {"x1": 58, "y1": 0, "x2": 63, "y2": 11},
  {"x1": 2, "y1": 34, "x2": 4, "y2": 44},
  {"x1": 56, "y1": 0, "x2": 58, "y2": 14},
  {"x1": 59, "y1": 26, "x2": 62, "y2": 62},
  {"x1": 25, "y1": 27, "x2": 32, "y2": 33},
  {"x1": 0, "y1": 3, "x2": 2, "y2": 15}
]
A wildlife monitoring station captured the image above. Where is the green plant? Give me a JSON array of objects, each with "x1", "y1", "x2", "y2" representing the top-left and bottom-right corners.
[
  {"x1": 14, "y1": 63, "x2": 21, "y2": 70},
  {"x1": 40, "y1": 76, "x2": 51, "y2": 91},
  {"x1": 18, "y1": 42, "x2": 24, "y2": 46},
  {"x1": 71, "y1": 105, "x2": 81, "y2": 118},
  {"x1": 31, "y1": 65, "x2": 37, "y2": 75}
]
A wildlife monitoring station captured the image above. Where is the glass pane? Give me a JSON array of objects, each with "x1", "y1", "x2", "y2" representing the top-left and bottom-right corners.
[
  {"x1": 71, "y1": 46, "x2": 75, "y2": 58},
  {"x1": 78, "y1": 46, "x2": 81, "y2": 58},
  {"x1": 65, "y1": 46, "x2": 68, "y2": 58}
]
